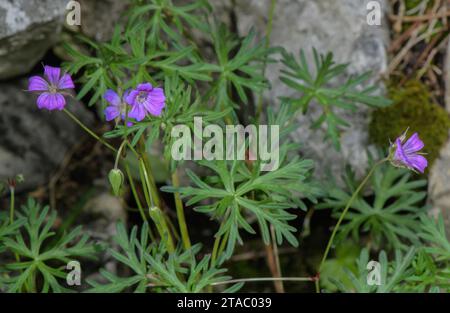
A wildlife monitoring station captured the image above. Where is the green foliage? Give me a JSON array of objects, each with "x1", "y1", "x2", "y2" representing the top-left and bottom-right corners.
[
  {"x1": 280, "y1": 49, "x2": 391, "y2": 150},
  {"x1": 0, "y1": 213, "x2": 24, "y2": 254},
  {"x1": 163, "y1": 142, "x2": 322, "y2": 260},
  {"x1": 403, "y1": 213, "x2": 450, "y2": 292},
  {"x1": 88, "y1": 222, "x2": 241, "y2": 293},
  {"x1": 206, "y1": 24, "x2": 273, "y2": 111},
  {"x1": 63, "y1": 0, "x2": 272, "y2": 121},
  {"x1": 127, "y1": 0, "x2": 211, "y2": 48},
  {"x1": 1, "y1": 199, "x2": 97, "y2": 292},
  {"x1": 20, "y1": 0, "x2": 443, "y2": 294},
  {"x1": 405, "y1": 248, "x2": 450, "y2": 292},
  {"x1": 320, "y1": 241, "x2": 360, "y2": 292},
  {"x1": 64, "y1": 0, "x2": 214, "y2": 107},
  {"x1": 369, "y1": 79, "x2": 450, "y2": 168},
  {"x1": 0, "y1": 212, "x2": 24, "y2": 290},
  {"x1": 103, "y1": 75, "x2": 231, "y2": 166},
  {"x1": 332, "y1": 248, "x2": 416, "y2": 293},
  {"x1": 336, "y1": 215, "x2": 450, "y2": 293},
  {"x1": 317, "y1": 160, "x2": 427, "y2": 250}
]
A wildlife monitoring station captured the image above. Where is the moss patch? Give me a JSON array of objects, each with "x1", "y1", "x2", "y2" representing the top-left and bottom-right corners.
[{"x1": 369, "y1": 80, "x2": 450, "y2": 169}]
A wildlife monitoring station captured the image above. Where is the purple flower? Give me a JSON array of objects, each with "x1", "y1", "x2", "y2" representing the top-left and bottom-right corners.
[
  {"x1": 391, "y1": 131, "x2": 428, "y2": 173},
  {"x1": 28, "y1": 65, "x2": 75, "y2": 111},
  {"x1": 104, "y1": 90, "x2": 126, "y2": 120},
  {"x1": 104, "y1": 89, "x2": 134, "y2": 126},
  {"x1": 125, "y1": 83, "x2": 165, "y2": 121}
]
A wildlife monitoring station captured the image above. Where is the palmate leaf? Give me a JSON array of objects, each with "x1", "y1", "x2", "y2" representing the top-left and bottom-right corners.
[
  {"x1": 162, "y1": 143, "x2": 322, "y2": 260},
  {"x1": 206, "y1": 24, "x2": 274, "y2": 112},
  {"x1": 331, "y1": 248, "x2": 416, "y2": 293},
  {"x1": 404, "y1": 248, "x2": 450, "y2": 292},
  {"x1": 280, "y1": 48, "x2": 392, "y2": 150},
  {"x1": 88, "y1": 222, "x2": 241, "y2": 293},
  {"x1": 402, "y1": 213, "x2": 450, "y2": 292},
  {"x1": 102, "y1": 75, "x2": 231, "y2": 171},
  {"x1": 64, "y1": 0, "x2": 213, "y2": 107},
  {"x1": 0, "y1": 212, "x2": 25, "y2": 291},
  {"x1": 0, "y1": 213, "x2": 25, "y2": 252},
  {"x1": 418, "y1": 213, "x2": 450, "y2": 261},
  {"x1": 127, "y1": 0, "x2": 210, "y2": 48},
  {"x1": 317, "y1": 160, "x2": 427, "y2": 250},
  {"x1": 2, "y1": 199, "x2": 97, "y2": 293}
]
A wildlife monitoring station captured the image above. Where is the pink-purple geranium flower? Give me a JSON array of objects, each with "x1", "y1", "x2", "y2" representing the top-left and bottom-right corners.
[
  {"x1": 390, "y1": 131, "x2": 428, "y2": 173},
  {"x1": 125, "y1": 83, "x2": 165, "y2": 121},
  {"x1": 104, "y1": 89, "x2": 129, "y2": 121},
  {"x1": 28, "y1": 65, "x2": 75, "y2": 111},
  {"x1": 104, "y1": 89, "x2": 134, "y2": 127}
]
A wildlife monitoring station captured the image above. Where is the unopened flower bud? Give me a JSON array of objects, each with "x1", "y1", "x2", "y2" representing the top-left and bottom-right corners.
[
  {"x1": 15, "y1": 174, "x2": 24, "y2": 184},
  {"x1": 108, "y1": 169, "x2": 124, "y2": 196}
]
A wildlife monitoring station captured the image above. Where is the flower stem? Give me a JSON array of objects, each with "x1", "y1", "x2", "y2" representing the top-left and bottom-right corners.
[
  {"x1": 315, "y1": 158, "x2": 388, "y2": 293},
  {"x1": 124, "y1": 162, "x2": 152, "y2": 231},
  {"x1": 171, "y1": 169, "x2": 191, "y2": 250},
  {"x1": 63, "y1": 109, "x2": 116, "y2": 152},
  {"x1": 9, "y1": 186, "x2": 14, "y2": 225},
  {"x1": 138, "y1": 158, "x2": 155, "y2": 208},
  {"x1": 269, "y1": 225, "x2": 285, "y2": 292},
  {"x1": 137, "y1": 139, "x2": 161, "y2": 208},
  {"x1": 212, "y1": 276, "x2": 314, "y2": 287},
  {"x1": 114, "y1": 140, "x2": 127, "y2": 169},
  {"x1": 149, "y1": 206, "x2": 175, "y2": 253},
  {"x1": 211, "y1": 209, "x2": 231, "y2": 264}
]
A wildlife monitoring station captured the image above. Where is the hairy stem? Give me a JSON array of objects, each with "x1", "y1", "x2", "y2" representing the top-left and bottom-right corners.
[
  {"x1": 124, "y1": 162, "x2": 153, "y2": 236},
  {"x1": 138, "y1": 138, "x2": 161, "y2": 208},
  {"x1": 211, "y1": 209, "x2": 231, "y2": 264},
  {"x1": 9, "y1": 186, "x2": 14, "y2": 224},
  {"x1": 149, "y1": 206, "x2": 175, "y2": 253},
  {"x1": 171, "y1": 169, "x2": 191, "y2": 250},
  {"x1": 266, "y1": 225, "x2": 284, "y2": 293},
  {"x1": 212, "y1": 276, "x2": 314, "y2": 286},
  {"x1": 63, "y1": 109, "x2": 116, "y2": 152},
  {"x1": 315, "y1": 158, "x2": 388, "y2": 293}
]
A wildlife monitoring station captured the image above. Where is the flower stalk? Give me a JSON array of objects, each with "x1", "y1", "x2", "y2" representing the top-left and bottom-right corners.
[
  {"x1": 149, "y1": 206, "x2": 175, "y2": 253},
  {"x1": 63, "y1": 109, "x2": 117, "y2": 152},
  {"x1": 315, "y1": 158, "x2": 388, "y2": 293},
  {"x1": 9, "y1": 184, "x2": 15, "y2": 225},
  {"x1": 171, "y1": 169, "x2": 192, "y2": 250}
]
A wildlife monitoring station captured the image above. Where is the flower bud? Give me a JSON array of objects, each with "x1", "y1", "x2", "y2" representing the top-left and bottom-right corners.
[
  {"x1": 108, "y1": 169, "x2": 124, "y2": 196},
  {"x1": 15, "y1": 174, "x2": 24, "y2": 184}
]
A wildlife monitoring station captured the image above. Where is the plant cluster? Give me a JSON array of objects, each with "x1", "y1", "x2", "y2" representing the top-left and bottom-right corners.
[{"x1": 2, "y1": 0, "x2": 448, "y2": 293}]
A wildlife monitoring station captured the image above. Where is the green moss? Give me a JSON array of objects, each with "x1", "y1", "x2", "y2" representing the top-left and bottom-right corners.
[{"x1": 369, "y1": 80, "x2": 450, "y2": 169}]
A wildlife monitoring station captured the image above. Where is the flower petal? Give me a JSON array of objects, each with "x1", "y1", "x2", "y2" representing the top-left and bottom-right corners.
[
  {"x1": 103, "y1": 89, "x2": 121, "y2": 106},
  {"x1": 128, "y1": 103, "x2": 147, "y2": 121},
  {"x1": 137, "y1": 82, "x2": 153, "y2": 91},
  {"x1": 142, "y1": 88, "x2": 165, "y2": 116},
  {"x1": 125, "y1": 90, "x2": 139, "y2": 106},
  {"x1": 37, "y1": 92, "x2": 66, "y2": 110},
  {"x1": 36, "y1": 93, "x2": 50, "y2": 109},
  {"x1": 150, "y1": 87, "x2": 165, "y2": 104},
  {"x1": 402, "y1": 132, "x2": 424, "y2": 154},
  {"x1": 28, "y1": 76, "x2": 49, "y2": 91},
  {"x1": 407, "y1": 154, "x2": 428, "y2": 173},
  {"x1": 145, "y1": 100, "x2": 164, "y2": 116},
  {"x1": 44, "y1": 66, "x2": 61, "y2": 85},
  {"x1": 394, "y1": 138, "x2": 408, "y2": 164},
  {"x1": 105, "y1": 106, "x2": 120, "y2": 121},
  {"x1": 58, "y1": 73, "x2": 75, "y2": 90}
]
